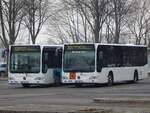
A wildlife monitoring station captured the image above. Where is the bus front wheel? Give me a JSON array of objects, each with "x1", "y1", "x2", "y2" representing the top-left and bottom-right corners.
[
  {"x1": 133, "y1": 71, "x2": 138, "y2": 83},
  {"x1": 0, "y1": 71, "x2": 5, "y2": 76},
  {"x1": 107, "y1": 73, "x2": 114, "y2": 86}
]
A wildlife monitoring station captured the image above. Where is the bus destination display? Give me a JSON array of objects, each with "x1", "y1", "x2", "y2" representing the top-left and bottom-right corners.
[
  {"x1": 65, "y1": 44, "x2": 94, "y2": 51},
  {"x1": 11, "y1": 46, "x2": 40, "y2": 52}
]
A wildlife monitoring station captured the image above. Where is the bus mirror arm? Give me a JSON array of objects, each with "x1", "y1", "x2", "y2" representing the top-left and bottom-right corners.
[{"x1": 55, "y1": 48, "x2": 62, "y2": 56}]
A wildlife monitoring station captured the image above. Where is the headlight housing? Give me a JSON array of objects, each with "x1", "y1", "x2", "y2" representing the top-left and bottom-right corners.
[{"x1": 9, "y1": 77, "x2": 15, "y2": 80}]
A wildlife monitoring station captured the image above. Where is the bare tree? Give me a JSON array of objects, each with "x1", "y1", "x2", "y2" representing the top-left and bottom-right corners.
[
  {"x1": 126, "y1": 0, "x2": 150, "y2": 45},
  {"x1": 104, "y1": 0, "x2": 114, "y2": 43},
  {"x1": 0, "y1": 0, "x2": 24, "y2": 48},
  {"x1": 47, "y1": 0, "x2": 150, "y2": 45},
  {"x1": 61, "y1": 0, "x2": 91, "y2": 43},
  {"x1": 76, "y1": 0, "x2": 110, "y2": 43},
  {"x1": 46, "y1": 0, "x2": 92, "y2": 44},
  {"x1": 23, "y1": 0, "x2": 49, "y2": 44},
  {"x1": 110, "y1": 0, "x2": 133, "y2": 43},
  {"x1": 0, "y1": 0, "x2": 7, "y2": 48},
  {"x1": 46, "y1": 0, "x2": 74, "y2": 44}
]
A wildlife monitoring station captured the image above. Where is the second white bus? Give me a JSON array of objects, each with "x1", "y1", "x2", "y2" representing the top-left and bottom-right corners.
[{"x1": 62, "y1": 43, "x2": 148, "y2": 86}]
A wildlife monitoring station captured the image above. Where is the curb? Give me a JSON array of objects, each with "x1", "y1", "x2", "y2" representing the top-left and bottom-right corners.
[
  {"x1": 0, "y1": 77, "x2": 8, "y2": 81},
  {"x1": 0, "y1": 109, "x2": 113, "y2": 113},
  {"x1": 93, "y1": 97, "x2": 150, "y2": 104},
  {"x1": 0, "y1": 110, "x2": 58, "y2": 113},
  {"x1": 69, "y1": 108, "x2": 112, "y2": 113}
]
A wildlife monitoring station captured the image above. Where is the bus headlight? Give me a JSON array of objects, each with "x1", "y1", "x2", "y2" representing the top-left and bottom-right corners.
[
  {"x1": 62, "y1": 76, "x2": 68, "y2": 80},
  {"x1": 9, "y1": 77, "x2": 15, "y2": 80}
]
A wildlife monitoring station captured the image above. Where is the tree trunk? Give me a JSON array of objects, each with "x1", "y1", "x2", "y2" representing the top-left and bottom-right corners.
[
  {"x1": 114, "y1": 25, "x2": 120, "y2": 43},
  {"x1": 148, "y1": 38, "x2": 150, "y2": 47},
  {"x1": 94, "y1": 28, "x2": 99, "y2": 43},
  {"x1": 31, "y1": 36, "x2": 36, "y2": 44},
  {"x1": 94, "y1": 0, "x2": 100, "y2": 43},
  {"x1": 0, "y1": 0, "x2": 8, "y2": 48}
]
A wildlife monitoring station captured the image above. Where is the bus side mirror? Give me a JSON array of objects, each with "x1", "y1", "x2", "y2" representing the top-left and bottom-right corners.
[
  {"x1": 55, "y1": 48, "x2": 62, "y2": 56},
  {"x1": 2, "y1": 48, "x2": 9, "y2": 58}
]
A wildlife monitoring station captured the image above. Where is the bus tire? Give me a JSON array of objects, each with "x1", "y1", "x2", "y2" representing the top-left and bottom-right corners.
[
  {"x1": 22, "y1": 84, "x2": 30, "y2": 88},
  {"x1": 107, "y1": 72, "x2": 114, "y2": 86},
  {"x1": 133, "y1": 71, "x2": 138, "y2": 83},
  {"x1": 0, "y1": 71, "x2": 5, "y2": 76}
]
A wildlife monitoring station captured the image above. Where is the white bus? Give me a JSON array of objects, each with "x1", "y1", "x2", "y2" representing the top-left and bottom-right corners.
[
  {"x1": 62, "y1": 43, "x2": 148, "y2": 86},
  {"x1": 8, "y1": 45, "x2": 62, "y2": 87}
]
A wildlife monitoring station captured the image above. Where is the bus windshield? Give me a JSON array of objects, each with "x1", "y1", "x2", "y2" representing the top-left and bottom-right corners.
[
  {"x1": 63, "y1": 44, "x2": 95, "y2": 72},
  {"x1": 10, "y1": 46, "x2": 40, "y2": 73}
]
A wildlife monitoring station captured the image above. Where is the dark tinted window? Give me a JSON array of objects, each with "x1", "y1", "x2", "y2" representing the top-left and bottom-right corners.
[
  {"x1": 97, "y1": 45, "x2": 147, "y2": 72},
  {"x1": 97, "y1": 45, "x2": 122, "y2": 72},
  {"x1": 0, "y1": 64, "x2": 6, "y2": 67},
  {"x1": 42, "y1": 47, "x2": 62, "y2": 73}
]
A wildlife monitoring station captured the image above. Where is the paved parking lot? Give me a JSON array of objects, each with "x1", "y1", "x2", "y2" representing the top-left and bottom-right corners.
[{"x1": 1, "y1": 77, "x2": 150, "y2": 113}]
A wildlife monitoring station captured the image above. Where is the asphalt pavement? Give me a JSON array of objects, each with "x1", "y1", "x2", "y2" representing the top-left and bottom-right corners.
[{"x1": 1, "y1": 77, "x2": 150, "y2": 113}]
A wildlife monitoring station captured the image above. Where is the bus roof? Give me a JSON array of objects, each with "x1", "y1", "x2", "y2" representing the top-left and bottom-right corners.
[
  {"x1": 64, "y1": 43, "x2": 147, "y2": 48},
  {"x1": 9, "y1": 44, "x2": 63, "y2": 47},
  {"x1": 9, "y1": 43, "x2": 146, "y2": 48}
]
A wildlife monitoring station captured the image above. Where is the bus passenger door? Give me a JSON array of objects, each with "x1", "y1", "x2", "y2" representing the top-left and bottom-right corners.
[{"x1": 42, "y1": 47, "x2": 62, "y2": 84}]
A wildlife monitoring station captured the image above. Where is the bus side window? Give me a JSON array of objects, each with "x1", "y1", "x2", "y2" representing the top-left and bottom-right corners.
[
  {"x1": 54, "y1": 48, "x2": 62, "y2": 68},
  {"x1": 42, "y1": 53, "x2": 48, "y2": 73},
  {"x1": 97, "y1": 51, "x2": 103, "y2": 72}
]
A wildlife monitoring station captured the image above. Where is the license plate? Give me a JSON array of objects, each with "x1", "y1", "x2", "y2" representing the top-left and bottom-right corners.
[
  {"x1": 75, "y1": 80, "x2": 83, "y2": 83},
  {"x1": 69, "y1": 72, "x2": 76, "y2": 79},
  {"x1": 21, "y1": 81, "x2": 29, "y2": 84}
]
